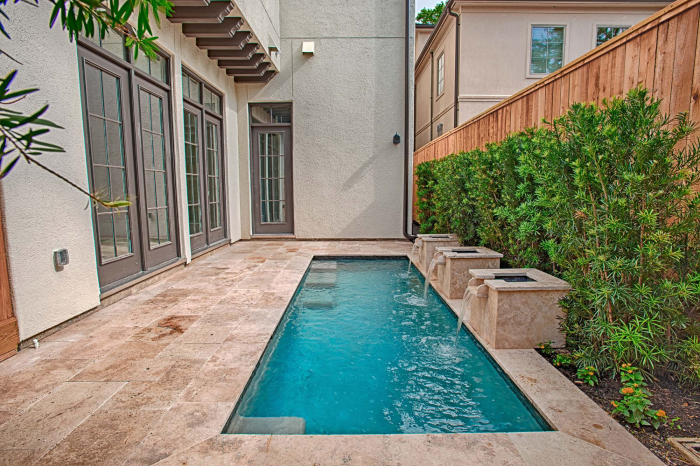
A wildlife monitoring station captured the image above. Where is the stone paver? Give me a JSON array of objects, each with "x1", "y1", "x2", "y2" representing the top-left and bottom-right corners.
[{"x1": 0, "y1": 240, "x2": 663, "y2": 465}]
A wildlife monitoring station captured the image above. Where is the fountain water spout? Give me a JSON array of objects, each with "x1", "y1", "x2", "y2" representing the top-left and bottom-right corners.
[
  {"x1": 407, "y1": 239, "x2": 423, "y2": 276},
  {"x1": 456, "y1": 287, "x2": 474, "y2": 337},
  {"x1": 423, "y1": 252, "x2": 445, "y2": 300}
]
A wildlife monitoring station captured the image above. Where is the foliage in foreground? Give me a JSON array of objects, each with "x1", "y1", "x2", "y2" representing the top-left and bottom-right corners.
[
  {"x1": 415, "y1": 88, "x2": 700, "y2": 386},
  {"x1": 0, "y1": 0, "x2": 171, "y2": 206}
]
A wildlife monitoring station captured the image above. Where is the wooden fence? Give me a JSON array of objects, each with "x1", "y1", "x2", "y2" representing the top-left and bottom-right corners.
[{"x1": 413, "y1": 0, "x2": 700, "y2": 218}]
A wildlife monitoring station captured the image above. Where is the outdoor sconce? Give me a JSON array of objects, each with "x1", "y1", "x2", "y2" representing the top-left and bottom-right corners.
[
  {"x1": 393, "y1": 133, "x2": 401, "y2": 144},
  {"x1": 302, "y1": 41, "x2": 315, "y2": 55}
]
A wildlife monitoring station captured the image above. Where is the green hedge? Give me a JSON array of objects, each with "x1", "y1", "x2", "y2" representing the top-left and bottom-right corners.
[{"x1": 415, "y1": 88, "x2": 700, "y2": 385}]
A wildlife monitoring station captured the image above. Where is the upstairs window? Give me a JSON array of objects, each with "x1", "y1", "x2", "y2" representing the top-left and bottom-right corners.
[
  {"x1": 596, "y1": 26, "x2": 629, "y2": 46},
  {"x1": 530, "y1": 26, "x2": 565, "y2": 75},
  {"x1": 437, "y1": 53, "x2": 445, "y2": 96}
]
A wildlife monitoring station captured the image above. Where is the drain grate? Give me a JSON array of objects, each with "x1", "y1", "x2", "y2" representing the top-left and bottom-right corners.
[{"x1": 668, "y1": 438, "x2": 700, "y2": 465}]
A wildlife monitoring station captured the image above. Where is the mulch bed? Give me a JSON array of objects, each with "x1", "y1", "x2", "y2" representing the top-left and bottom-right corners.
[{"x1": 536, "y1": 350, "x2": 700, "y2": 466}]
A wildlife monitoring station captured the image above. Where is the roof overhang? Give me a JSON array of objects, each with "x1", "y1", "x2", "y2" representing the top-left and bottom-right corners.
[{"x1": 169, "y1": 0, "x2": 278, "y2": 83}]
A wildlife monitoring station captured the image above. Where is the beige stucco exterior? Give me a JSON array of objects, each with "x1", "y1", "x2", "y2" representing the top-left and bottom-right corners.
[
  {"x1": 236, "y1": 0, "x2": 413, "y2": 239},
  {"x1": 2, "y1": 0, "x2": 412, "y2": 342},
  {"x1": 414, "y1": 1, "x2": 669, "y2": 149}
]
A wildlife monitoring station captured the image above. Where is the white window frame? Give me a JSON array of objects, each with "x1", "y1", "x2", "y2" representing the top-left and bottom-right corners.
[
  {"x1": 526, "y1": 23, "x2": 569, "y2": 79},
  {"x1": 437, "y1": 52, "x2": 445, "y2": 97},
  {"x1": 593, "y1": 24, "x2": 631, "y2": 48}
]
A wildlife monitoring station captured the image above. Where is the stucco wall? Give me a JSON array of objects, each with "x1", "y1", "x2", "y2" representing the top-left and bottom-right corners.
[
  {"x1": 2, "y1": 4, "x2": 101, "y2": 340},
  {"x1": 3, "y1": 4, "x2": 242, "y2": 340},
  {"x1": 457, "y1": 5, "x2": 662, "y2": 124},
  {"x1": 237, "y1": 0, "x2": 412, "y2": 239}
]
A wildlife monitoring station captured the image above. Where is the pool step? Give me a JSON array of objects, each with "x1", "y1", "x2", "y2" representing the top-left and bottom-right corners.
[
  {"x1": 304, "y1": 272, "x2": 337, "y2": 288},
  {"x1": 226, "y1": 415, "x2": 306, "y2": 434},
  {"x1": 302, "y1": 299, "x2": 336, "y2": 310},
  {"x1": 311, "y1": 261, "x2": 337, "y2": 271}
]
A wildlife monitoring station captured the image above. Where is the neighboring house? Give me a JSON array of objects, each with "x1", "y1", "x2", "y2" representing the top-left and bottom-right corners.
[
  {"x1": 414, "y1": 0, "x2": 671, "y2": 149},
  {"x1": 0, "y1": 0, "x2": 415, "y2": 352},
  {"x1": 416, "y1": 23, "x2": 435, "y2": 61}
]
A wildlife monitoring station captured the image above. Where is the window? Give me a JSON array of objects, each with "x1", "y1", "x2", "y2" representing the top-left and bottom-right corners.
[
  {"x1": 437, "y1": 53, "x2": 445, "y2": 96},
  {"x1": 203, "y1": 88, "x2": 222, "y2": 114},
  {"x1": 182, "y1": 73, "x2": 200, "y2": 102},
  {"x1": 82, "y1": 30, "x2": 127, "y2": 60},
  {"x1": 134, "y1": 53, "x2": 168, "y2": 83},
  {"x1": 251, "y1": 106, "x2": 291, "y2": 124},
  {"x1": 530, "y1": 26, "x2": 565, "y2": 75},
  {"x1": 181, "y1": 68, "x2": 226, "y2": 251},
  {"x1": 596, "y1": 26, "x2": 628, "y2": 46}
]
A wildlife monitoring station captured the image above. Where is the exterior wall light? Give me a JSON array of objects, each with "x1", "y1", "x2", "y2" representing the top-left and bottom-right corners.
[
  {"x1": 302, "y1": 42, "x2": 315, "y2": 55},
  {"x1": 393, "y1": 133, "x2": 401, "y2": 144}
]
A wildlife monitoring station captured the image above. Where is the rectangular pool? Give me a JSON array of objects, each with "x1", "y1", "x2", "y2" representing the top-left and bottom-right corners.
[{"x1": 225, "y1": 258, "x2": 550, "y2": 435}]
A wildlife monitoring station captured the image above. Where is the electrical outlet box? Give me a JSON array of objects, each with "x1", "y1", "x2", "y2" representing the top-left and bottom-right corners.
[{"x1": 53, "y1": 249, "x2": 69, "y2": 269}]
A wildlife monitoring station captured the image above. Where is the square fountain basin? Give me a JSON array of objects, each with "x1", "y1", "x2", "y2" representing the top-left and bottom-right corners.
[
  {"x1": 467, "y1": 268, "x2": 570, "y2": 349},
  {"x1": 435, "y1": 246, "x2": 502, "y2": 299},
  {"x1": 416, "y1": 234, "x2": 460, "y2": 272}
]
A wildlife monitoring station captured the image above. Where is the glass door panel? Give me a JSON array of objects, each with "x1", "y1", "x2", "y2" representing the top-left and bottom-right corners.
[
  {"x1": 135, "y1": 77, "x2": 178, "y2": 268},
  {"x1": 205, "y1": 118, "x2": 224, "y2": 244},
  {"x1": 184, "y1": 104, "x2": 207, "y2": 252},
  {"x1": 79, "y1": 47, "x2": 142, "y2": 287}
]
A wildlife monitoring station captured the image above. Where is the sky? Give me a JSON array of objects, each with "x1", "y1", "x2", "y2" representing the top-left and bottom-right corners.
[{"x1": 415, "y1": 0, "x2": 441, "y2": 17}]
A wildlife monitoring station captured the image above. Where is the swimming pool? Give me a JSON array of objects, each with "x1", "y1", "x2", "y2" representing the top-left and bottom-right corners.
[{"x1": 225, "y1": 258, "x2": 550, "y2": 435}]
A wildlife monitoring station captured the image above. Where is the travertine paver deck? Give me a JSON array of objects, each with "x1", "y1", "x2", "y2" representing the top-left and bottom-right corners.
[{"x1": 0, "y1": 240, "x2": 663, "y2": 465}]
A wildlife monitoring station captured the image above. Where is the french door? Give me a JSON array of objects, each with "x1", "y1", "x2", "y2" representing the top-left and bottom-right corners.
[
  {"x1": 251, "y1": 126, "x2": 294, "y2": 234},
  {"x1": 182, "y1": 73, "x2": 226, "y2": 253},
  {"x1": 78, "y1": 43, "x2": 179, "y2": 291}
]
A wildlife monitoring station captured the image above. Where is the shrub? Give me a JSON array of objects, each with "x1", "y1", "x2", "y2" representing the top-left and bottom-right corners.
[{"x1": 414, "y1": 88, "x2": 700, "y2": 384}]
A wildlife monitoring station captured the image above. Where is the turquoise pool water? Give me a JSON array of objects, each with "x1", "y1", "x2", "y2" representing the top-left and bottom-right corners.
[{"x1": 228, "y1": 258, "x2": 549, "y2": 435}]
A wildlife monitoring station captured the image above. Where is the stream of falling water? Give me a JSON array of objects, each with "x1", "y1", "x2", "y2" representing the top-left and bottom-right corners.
[
  {"x1": 455, "y1": 288, "x2": 474, "y2": 340},
  {"x1": 407, "y1": 240, "x2": 420, "y2": 275},
  {"x1": 423, "y1": 254, "x2": 440, "y2": 300}
]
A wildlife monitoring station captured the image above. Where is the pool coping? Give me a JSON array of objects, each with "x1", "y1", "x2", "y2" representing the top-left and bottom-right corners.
[{"x1": 155, "y1": 249, "x2": 665, "y2": 466}]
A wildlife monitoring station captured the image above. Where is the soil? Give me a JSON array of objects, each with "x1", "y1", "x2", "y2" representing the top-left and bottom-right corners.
[{"x1": 537, "y1": 350, "x2": 700, "y2": 466}]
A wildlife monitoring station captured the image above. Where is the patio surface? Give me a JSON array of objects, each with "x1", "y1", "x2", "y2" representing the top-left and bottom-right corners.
[{"x1": 0, "y1": 240, "x2": 664, "y2": 465}]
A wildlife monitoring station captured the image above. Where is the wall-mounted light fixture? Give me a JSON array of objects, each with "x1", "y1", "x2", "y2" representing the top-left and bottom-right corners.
[
  {"x1": 302, "y1": 41, "x2": 315, "y2": 55},
  {"x1": 393, "y1": 133, "x2": 401, "y2": 145}
]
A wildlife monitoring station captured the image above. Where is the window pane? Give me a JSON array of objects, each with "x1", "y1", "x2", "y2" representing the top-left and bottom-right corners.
[
  {"x1": 252, "y1": 106, "x2": 272, "y2": 124},
  {"x1": 98, "y1": 214, "x2": 116, "y2": 261},
  {"x1": 531, "y1": 26, "x2": 564, "y2": 74},
  {"x1": 135, "y1": 53, "x2": 168, "y2": 83},
  {"x1": 206, "y1": 121, "x2": 221, "y2": 230},
  {"x1": 113, "y1": 211, "x2": 131, "y2": 257},
  {"x1": 184, "y1": 111, "x2": 203, "y2": 236},
  {"x1": 183, "y1": 73, "x2": 201, "y2": 103}
]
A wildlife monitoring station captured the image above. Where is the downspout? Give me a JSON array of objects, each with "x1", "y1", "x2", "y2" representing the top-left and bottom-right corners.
[
  {"x1": 403, "y1": 0, "x2": 417, "y2": 241},
  {"x1": 449, "y1": 4, "x2": 460, "y2": 128},
  {"x1": 430, "y1": 51, "x2": 434, "y2": 141}
]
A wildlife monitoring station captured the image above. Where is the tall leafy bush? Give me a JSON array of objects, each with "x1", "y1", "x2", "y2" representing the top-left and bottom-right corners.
[{"x1": 413, "y1": 88, "x2": 700, "y2": 385}]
